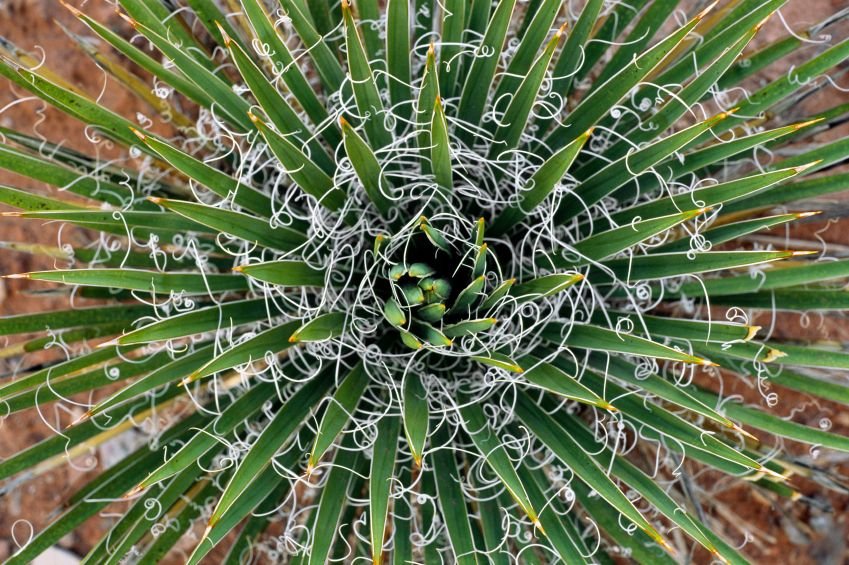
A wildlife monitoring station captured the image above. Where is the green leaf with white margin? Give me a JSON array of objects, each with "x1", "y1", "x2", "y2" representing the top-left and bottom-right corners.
[
  {"x1": 456, "y1": 0, "x2": 518, "y2": 135},
  {"x1": 490, "y1": 131, "x2": 590, "y2": 235},
  {"x1": 585, "y1": 250, "x2": 804, "y2": 283},
  {"x1": 309, "y1": 362, "x2": 370, "y2": 468},
  {"x1": 567, "y1": 209, "x2": 708, "y2": 266},
  {"x1": 340, "y1": 116, "x2": 393, "y2": 215},
  {"x1": 126, "y1": 20, "x2": 252, "y2": 131},
  {"x1": 691, "y1": 387, "x2": 849, "y2": 453},
  {"x1": 386, "y1": 0, "x2": 412, "y2": 122},
  {"x1": 289, "y1": 312, "x2": 347, "y2": 343},
  {"x1": 431, "y1": 97, "x2": 453, "y2": 196},
  {"x1": 558, "y1": 112, "x2": 730, "y2": 221},
  {"x1": 543, "y1": 7, "x2": 709, "y2": 152},
  {"x1": 132, "y1": 381, "x2": 275, "y2": 490},
  {"x1": 370, "y1": 415, "x2": 401, "y2": 564},
  {"x1": 550, "y1": 406, "x2": 749, "y2": 565},
  {"x1": 152, "y1": 197, "x2": 307, "y2": 252},
  {"x1": 341, "y1": 0, "x2": 391, "y2": 149},
  {"x1": 542, "y1": 323, "x2": 714, "y2": 366},
  {"x1": 239, "y1": 0, "x2": 336, "y2": 137},
  {"x1": 416, "y1": 44, "x2": 440, "y2": 174},
  {"x1": 576, "y1": 368, "x2": 771, "y2": 474},
  {"x1": 514, "y1": 391, "x2": 669, "y2": 551},
  {"x1": 471, "y1": 352, "x2": 524, "y2": 374},
  {"x1": 581, "y1": 353, "x2": 740, "y2": 433},
  {"x1": 114, "y1": 298, "x2": 269, "y2": 346},
  {"x1": 85, "y1": 344, "x2": 215, "y2": 418},
  {"x1": 307, "y1": 432, "x2": 365, "y2": 565},
  {"x1": 234, "y1": 260, "x2": 325, "y2": 287},
  {"x1": 608, "y1": 165, "x2": 813, "y2": 226},
  {"x1": 402, "y1": 373, "x2": 429, "y2": 466},
  {"x1": 216, "y1": 27, "x2": 335, "y2": 175},
  {"x1": 432, "y1": 425, "x2": 479, "y2": 565},
  {"x1": 654, "y1": 212, "x2": 808, "y2": 254},
  {"x1": 710, "y1": 289, "x2": 849, "y2": 311},
  {"x1": 22, "y1": 268, "x2": 248, "y2": 295},
  {"x1": 489, "y1": 24, "x2": 564, "y2": 157},
  {"x1": 437, "y1": 0, "x2": 466, "y2": 99},
  {"x1": 249, "y1": 113, "x2": 346, "y2": 211},
  {"x1": 519, "y1": 357, "x2": 614, "y2": 410},
  {"x1": 515, "y1": 464, "x2": 591, "y2": 563},
  {"x1": 673, "y1": 257, "x2": 849, "y2": 297},
  {"x1": 186, "y1": 440, "x2": 304, "y2": 565},
  {"x1": 208, "y1": 372, "x2": 334, "y2": 528},
  {"x1": 599, "y1": 312, "x2": 758, "y2": 344},
  {"x1": 132, "y1": 130, "x2": 273, "y2": 216},
  {"x1": 183, "y1": 321, "x2": 301, "y2": 384},
  {"x1": 459, "y1": 401, "x2": 539, "y2": 525},
  {"x1": 510, "y1": 273, "x2": 583, "y2": 302}
]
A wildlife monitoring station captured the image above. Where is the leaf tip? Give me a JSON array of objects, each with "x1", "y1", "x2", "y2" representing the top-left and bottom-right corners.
[{"x1": 745, "y1": 325, "x2": 761, "y2": 341}]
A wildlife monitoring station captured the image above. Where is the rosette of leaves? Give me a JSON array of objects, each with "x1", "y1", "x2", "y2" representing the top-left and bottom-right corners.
[{"x1": 1, "y1": 0, "x2": 849, "y2": 562}]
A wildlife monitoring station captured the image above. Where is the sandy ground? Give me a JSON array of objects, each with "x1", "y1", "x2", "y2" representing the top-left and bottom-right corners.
[{"x1": 1, "y1": 0, "x2": 848, "y2": 562}]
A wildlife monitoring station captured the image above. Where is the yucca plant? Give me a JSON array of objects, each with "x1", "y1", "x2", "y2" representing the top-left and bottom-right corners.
[{"x1": 1, "y1": 0, "x2": 849, "y2": 562}]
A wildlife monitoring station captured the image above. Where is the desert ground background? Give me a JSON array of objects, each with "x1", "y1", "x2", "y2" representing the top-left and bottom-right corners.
[{"x1": 1, "y1": 0, "x2": 848, "y2": 562}]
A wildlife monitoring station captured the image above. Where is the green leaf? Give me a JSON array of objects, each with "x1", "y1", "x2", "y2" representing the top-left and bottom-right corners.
[
  {"x1": 456, "y1": 0, "x2": 518, "y2": 132},
  {"x1": 341, "y1": 116, "x2": 393, "y2": 215},
  {"x1": 306, "y1": 433, "x2": 365, "y2": 565},
  {"x1": 551, "y1": 407, "x2": 748, "y2": 565},
  {"x1": 710, "y1": 289, "x2": 849, "y2": 311},
  {"x1": 431, "y1": 97, "x2": 453, "y2": 196},
  {"x1": 587, "y1": 250, "x2": 800, "y2": 283},
  {"x1": 209, "y1": 373, "x2": 334, "y2": 526},
  {"x1": 459, "y1": 402, "x2": 538, "y2": 524},
  {"x1": 489, "y1": 24, "x2": 563, "y2": 157},
  {"x1": 240, "y1": 0, "x2": 335, "y2": 134},
  {"x1": 127, "y1": 20, "x2": 252, "y2": 131},
  {"x1": 674, "y1": 257, "x2": 849, "y2": 297},
  {"x1": 370, "y1": 415, "x2": 401, "y2": 563},
  {"x1": 386, "y1": 0, "x2": 412, "y2": 123},
  {"x1": 86, "y1": 344, "x2": 215, "y2": 417},
  {"x1": 519, "y1": 358, "x2": 613, "y2": 410},
  {"x1": 309, "y1": 362, "x2": 370, "y2": 467},
  {"x1": 543, "y1": 8, "x2": 707, "y2": 152},
  {"x1": 0, "y1": 143, "x2": 128, "y2": 206},
  {"x1": 402, "y1": 373, "x2": 429, "y2": 466},
  {"x1": 438, "y1": 0, "x2": 467, "y2": 98},
  {"x1": 153, "y1": 197, "x2": 307, "y2": 252},
  {"x1": 543, "y1": 323, "x2": 713, "y2": 366},
  {"x1": 655, "y1": 212, "x2": 806, "y2": 253},
  {"x1": 450, "y1": 275, "x2": 486, "y2": 314},
  {"x1": 115, "y1": 298, "x2": 268, "y2": 345},
  {"x1": 234, "y1": 260, "x2": 325, "y2": 287},
  {"x1": 510, "y1": 273, "x2": 583, "y2": 302},
  {"x1": 558, "y1": 113, "x2": 730, "y2": 220},
  {"x1": 133, "y1": 131, "x2": 273, "y2": 216},
  {"x1": 250, "y1": 114, "x2": 346, "y2": 211},
  {"x1": 490, "y1": 131, "x2": 590, "y2": 235},
  {"x1": 0, "y1": 303, "x2": 149, "y2": 336},
  {"x1": 471, "y1": 352, "x2": 524, "y2": 374},
  {"x1": 548, "y1": 0, "x2": 604, "y2": 98},
  {"x1": 514, "y1": 391, "x2": 667, "y2": 549},
  {"x1": 569, "y1": 209, "x2": 706, "y2": 265},
  {"x1": 289, "y1": 312, "x2": 347, "y2": 343},
  {"x1": 432, "y1": 426, "x2": 479, "y2": 565},
  {"x1": 185, "y1": 321, "x2": 301, "y2": 384},
  {"x1": 23, "y1": 268, "x2": 248, "y2": 295},
  {"x1": 443, "y1": 318, "x2": 497, "y2": 339},
  {"x1": 601, "y1": 312, "x2": 757, "y2": 344},
  {"x1": 133, "y1": 381, "x2": 276, "y2": 490},
  {"x1": 341, "y1": 0, "x2": 391, "y2": 148}
]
